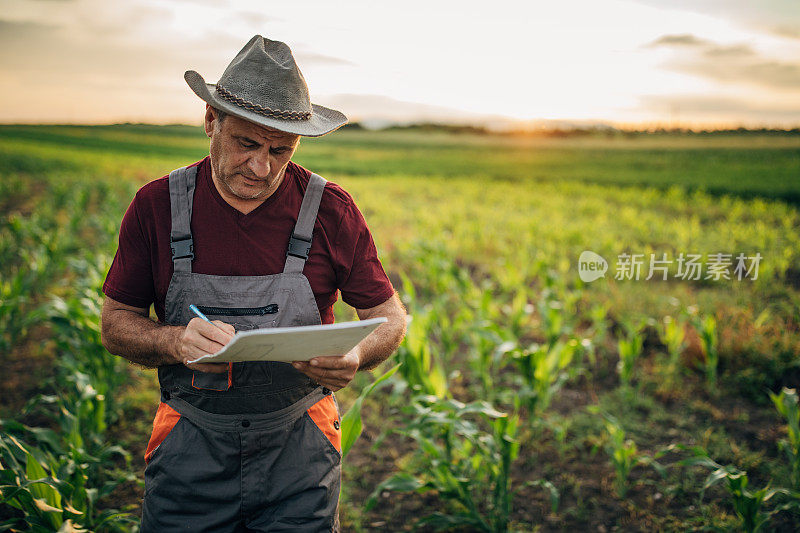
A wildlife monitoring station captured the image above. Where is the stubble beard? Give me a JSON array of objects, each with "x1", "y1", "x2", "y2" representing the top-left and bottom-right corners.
[{"x1": 219, "y1": 171, "x2": 273, "y2": 200}]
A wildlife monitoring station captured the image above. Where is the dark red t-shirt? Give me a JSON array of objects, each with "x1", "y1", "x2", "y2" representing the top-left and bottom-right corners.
[{"x1": 102, "y1": 156, "x2": 394, "y2": 324}]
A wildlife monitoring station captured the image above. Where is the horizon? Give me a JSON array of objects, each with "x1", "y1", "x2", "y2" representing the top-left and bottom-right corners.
[{"x1": 3, "y1": 120, "x2": 800, "y2": 133}]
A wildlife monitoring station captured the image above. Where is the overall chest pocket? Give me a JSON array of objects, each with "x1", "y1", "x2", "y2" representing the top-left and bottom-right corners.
[
  {"x1": 230, "y1": 321, "x2": 278, "y2": 388},
  {"x1": 191, "y1": 305, "x2": 279, "y2": 391}
]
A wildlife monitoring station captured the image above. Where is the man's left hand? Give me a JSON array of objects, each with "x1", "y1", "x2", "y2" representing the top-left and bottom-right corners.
[{"x1": 291, "y1": 346, "x2": 360, "y2": 392}]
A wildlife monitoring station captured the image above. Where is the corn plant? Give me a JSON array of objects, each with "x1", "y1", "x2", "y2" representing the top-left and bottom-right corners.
[
  {"x1": 45, "y1": 258, "x2": 129, "y2": 433},
  {"x1": 657, "y1": 314, "x2": 686, "y2": 392},
  {"x1": 536, "y1": 275, "x2": 580, "y2": 349},
  {"x1": 469, "y1": 322, "x2": 510, "y2": 403},
  {"x1": 340, "y1": 363, "x2": 400, "y2": 458},
  {"x1": 469, "y1": 325, "x2": 498, "y2": 400},
  {"x1": 395, "y1": 274, "x2": 448, "y2": 398},
  {"x1": 0, "y1": 215, "x2": 62, "y2": 351},
  {"x1": 598, "y1": 414, "x2": 664, "y2": 498},
  {"x1": 694, "y1": 314, "x2": 719, "y2": 392},
  {"x1": 0, "y1": 173, "x2": 28, "y2": 215},
  {"x1": 509, "y1": 339, "x2": 581, "y2": 424},
  {"x1": 23, "y1": 371, "x2": 129, "y2": 469},
  {"x1": 1, "y1": 250, "x2": 138, "y2": 530},
  {"x1": 365, "y1": 396, "x2": 546, "y2": 531},
  {"x1": 616, "y1": 319, "x2": 645, "y2": 390},
  {"x1": 769, "y1": 387, "x2": 800, "y2": 490},
  {"x1": 438, "y1": 304, "x2": 477, "y2": 366},
  {"x1": 585, "y1": 303, "x2": 610, "y2": 365},
  {"x1": 0, "y1": 425, "x2": 136, "y2": 532},
  {"x1": 505, "y1": 287, "x2": 534, "y2": 342},
  {"x1": 393, "y1": 308, "x2": 448, "y2": 399},
  {"x1": 0, "y1": 178, "x2": 125, "y2": 353},
  {"x1": 677, "y1": 449, "x2": 792, "y2": 533},
  {"x1": 14, "y1": 257, "x2": 130, "y2": 450},
  {"x1": 1, "y1": 439, "x2": 68, "y2": 531}
]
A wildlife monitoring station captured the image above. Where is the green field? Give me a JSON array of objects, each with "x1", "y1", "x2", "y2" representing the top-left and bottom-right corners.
[{"x1": 1, "y1": 124, "x2": 799, "y2": 531}]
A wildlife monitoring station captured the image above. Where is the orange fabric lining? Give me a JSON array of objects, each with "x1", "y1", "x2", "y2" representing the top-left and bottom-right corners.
[
  {"x1": 307, "y1": 394, "x2": 341, "y2": 453},
  {"x1": 144, "y1": 402, "x2": 181, "y2": 464},
  {"x1": 190, "y1": 362, "x2": 233, "y2": 391}
]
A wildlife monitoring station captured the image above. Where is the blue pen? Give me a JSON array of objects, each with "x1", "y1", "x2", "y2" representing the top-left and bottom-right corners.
[
  {"x1": 189, "y1": 304, "x2": 211, "y2": 323},
  {"x1": 189, "y1": 305, "x2": 228, "y2": 332}
]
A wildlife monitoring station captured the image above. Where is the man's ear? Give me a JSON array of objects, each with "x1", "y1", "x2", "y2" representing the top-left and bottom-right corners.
[{"x1": 204, "y1": 105, "x2": 216, "y2": 138}]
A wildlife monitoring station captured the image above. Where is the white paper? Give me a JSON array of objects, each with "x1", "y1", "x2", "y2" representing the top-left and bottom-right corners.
[{"x1": 187, "y1": 317, "x2": 387, "y2": 364}]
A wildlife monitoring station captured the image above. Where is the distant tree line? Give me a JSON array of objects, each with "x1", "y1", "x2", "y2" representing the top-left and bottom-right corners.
[{"x1": 342, "y1": 121, "x2": 800, "y2": 137}]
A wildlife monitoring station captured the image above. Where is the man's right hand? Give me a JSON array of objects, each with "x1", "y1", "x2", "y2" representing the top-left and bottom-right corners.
[{"x1": 174, "y1": 318, "x2": 235, "y2": 373}]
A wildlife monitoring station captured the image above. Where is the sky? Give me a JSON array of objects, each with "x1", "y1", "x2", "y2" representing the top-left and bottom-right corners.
[{"x1": 1, "y1": 0, "x2": 799, "y2": 128}]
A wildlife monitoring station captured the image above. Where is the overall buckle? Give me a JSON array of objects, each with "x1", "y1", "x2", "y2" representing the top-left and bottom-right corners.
[
  {"x1": 287, "y1": 234, "x2": 312, "y2": 260},
  {"x1": 170, "y1": 236, "x2": 194, "y2": 260}
]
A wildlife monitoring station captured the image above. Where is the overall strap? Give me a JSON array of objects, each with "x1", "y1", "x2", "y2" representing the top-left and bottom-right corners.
[
  {"x1": 168, "y1": 165, "x2": 198, "y2": 273},
  {"x1": 283, "y1": 172, "x2": 327, "y2": 274}
]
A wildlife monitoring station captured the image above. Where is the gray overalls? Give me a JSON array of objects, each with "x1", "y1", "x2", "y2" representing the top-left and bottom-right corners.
[{"x1": 141, "y1": 165, "x2": 341, "y2": 532}]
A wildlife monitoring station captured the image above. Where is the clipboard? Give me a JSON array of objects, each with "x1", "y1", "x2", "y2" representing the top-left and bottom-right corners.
[{"x1": 187, "y1": 317, "x2": 387, "y2": 364}]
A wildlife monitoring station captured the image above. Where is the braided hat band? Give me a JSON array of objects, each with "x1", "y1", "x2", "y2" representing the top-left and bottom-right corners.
[{"x1": 215, "y1": 84, "x2": 312, "y2": 121}]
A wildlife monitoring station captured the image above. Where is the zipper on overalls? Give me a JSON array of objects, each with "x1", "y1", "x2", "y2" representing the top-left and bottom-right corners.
[{"x1": 194, "y1": 304, "x2": 279, "y2": 316}]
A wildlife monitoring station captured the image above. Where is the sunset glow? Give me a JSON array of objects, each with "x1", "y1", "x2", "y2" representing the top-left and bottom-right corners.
[{"x1": 1, "y1": 0, "x2": 798, "y2": 128}]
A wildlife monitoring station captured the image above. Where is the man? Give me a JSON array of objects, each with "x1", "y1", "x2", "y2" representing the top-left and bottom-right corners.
[{"x1": 100, "y1": 35, "x2": 407, "y2": 532}]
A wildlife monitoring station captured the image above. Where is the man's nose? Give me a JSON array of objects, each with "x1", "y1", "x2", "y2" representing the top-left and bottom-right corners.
[{"x1": 247, "y1": 149, "x2": 271, "y2": 178}]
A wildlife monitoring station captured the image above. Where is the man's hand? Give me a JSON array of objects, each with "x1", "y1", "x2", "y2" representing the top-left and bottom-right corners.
[
  {"x1": 175, "y1": 318, "x2": 236, "y2": 374},
  {"x1": 100, "y1": 296, "x2": 240, "y2": 371},
  {"x1": 289, "y1": 293, "x2": 407, "y2": 391},
  {"x1": 291, "y1": 346, "x2": 360, "y2": 392}
]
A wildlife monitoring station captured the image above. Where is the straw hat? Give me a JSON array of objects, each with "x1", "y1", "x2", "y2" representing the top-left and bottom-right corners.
[{"x1": 185, "y1": 35, "x2": 347, "y2": 137}]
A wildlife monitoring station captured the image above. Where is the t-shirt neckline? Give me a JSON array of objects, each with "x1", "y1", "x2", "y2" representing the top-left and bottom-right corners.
[{"x1": 200, "y1": 156, "x2": 292, "y2": 225}]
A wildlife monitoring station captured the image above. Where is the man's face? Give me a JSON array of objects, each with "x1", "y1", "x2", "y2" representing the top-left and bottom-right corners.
[{"x1": 205, "y1": 105, "x2": 300, "y2": 206}]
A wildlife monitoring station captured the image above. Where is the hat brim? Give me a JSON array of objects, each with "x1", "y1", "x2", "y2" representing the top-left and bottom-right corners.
[{"x1": 184, "y1": 70, "x2": 347, "y2": 137}]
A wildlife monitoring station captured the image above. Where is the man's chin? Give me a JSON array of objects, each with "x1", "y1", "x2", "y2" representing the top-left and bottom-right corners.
[
  {"x1": 233, "y1": 187, "x2": 269, "y2": 200},
  {"x1": 222, "y1": 177, "x2": 269, "y2": 201}
]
